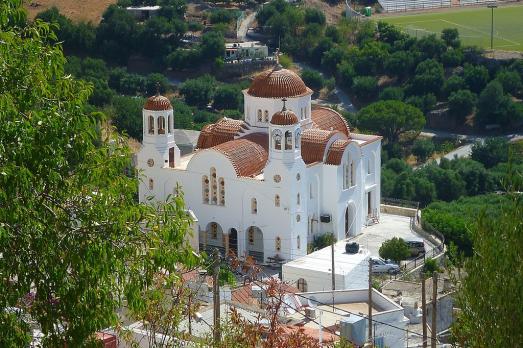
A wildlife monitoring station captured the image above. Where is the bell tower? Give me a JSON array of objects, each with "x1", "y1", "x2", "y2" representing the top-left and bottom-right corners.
[{"x1": 268, "y1": 99, "x2": 302, "y2": 163}]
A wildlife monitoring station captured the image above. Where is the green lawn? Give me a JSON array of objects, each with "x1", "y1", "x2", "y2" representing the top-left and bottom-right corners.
[{"x1": 380, "y1": 5, "x2": 523, "y2": 51}]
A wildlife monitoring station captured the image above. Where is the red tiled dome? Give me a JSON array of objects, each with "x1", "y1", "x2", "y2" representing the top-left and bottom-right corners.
[
  {"x1": 311, "y1": 106, "x2": 350, "y2": 137},
  {"x1": 144, "y1": 94, "x2": 172, "y2": 111},
  {"x1": 301, "y1": 129, "x2": 345, "y2": 164},
  {"x1": 247, "y1": 66, "x2": 312, "y2": 99},
  {"x1": 212, "y1": 133, "x2": 268, "y2": 177},
  {"x1": 325, "y1": 139, "x2": 351, "y2": 165},
  {"x1": 270, "y1": 109, "x2": 299, "y2": 126}
]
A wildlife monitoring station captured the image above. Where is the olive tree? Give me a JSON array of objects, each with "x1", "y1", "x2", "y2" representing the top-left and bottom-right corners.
[{"x1": 379, "y1": 237, "x2": 410, "y2": 263}]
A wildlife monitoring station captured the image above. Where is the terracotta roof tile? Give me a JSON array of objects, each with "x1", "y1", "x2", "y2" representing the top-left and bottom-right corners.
[
  {"x1": 325, "y1": 139, "x2": 351, "y2": 165},
  {"x1": 270, "y1": 109, "x2": 299, "y2": 125},
  {"x1": 144, "y1": 94, "x2": 172, "y2": 111},
  {"x1": 311, "y1": 106, "x2": 350, "y2": 136},
  {"x1": 196, "y1": 118, "x2": 248, "y2": 149},
  {"x1": 301, "y1": 129, "x2": 342, "y2": 164},
  {"x1": 212, "y1": 132, "x2": 268, "y2": 177},
  {"x1": 247, "y1": 67, "x2": 312, "y2": 99}
]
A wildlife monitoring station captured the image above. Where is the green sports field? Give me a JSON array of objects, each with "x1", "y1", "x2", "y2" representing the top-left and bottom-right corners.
[{"x1": 381, "y1": 4, "x2": 523, "y2": 52}]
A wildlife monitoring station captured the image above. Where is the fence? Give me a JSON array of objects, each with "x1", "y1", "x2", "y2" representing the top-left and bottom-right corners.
[{"x1": 378, "y1": 0, "x2": 451, "y2": 13}]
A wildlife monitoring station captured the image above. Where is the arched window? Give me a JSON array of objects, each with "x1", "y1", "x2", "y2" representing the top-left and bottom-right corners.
[
  {"x1": 297, "y1": 193, "x2": 300, "y2": 206},
  {"x1": 148, "y1": 178, "x2": 154, "y2": 190},
  {"x1": 210, "y1": 223, "x2": 218, "y2": 239},
  {"x1": 251, "y1": 198, "x2": 257, "y2": 214},
  {"x1": 272, "y1": 129, "x2": 282, "y2": 150},
  {"x1": 168, "y1": 115, "x2": 172, "y2": 134},
  {"x1": 275, "y1": 236, "x2": 281, "y2": 252},
  {"x1": 210, "y1": 168, "x2": 217, "y2": 204},
  {"x1": 275, "y1": 194, "x2": 280, "y2": 207},
  {"x1": 257, "y1": 109, "x2": 262, "y2": 122},
  {"x1": 300, "y1": 108, "x2": 304, "y2": 119},
  {"x1": 157, "y1": 116, "x2": 166, "y2": 134},
  {"x1": 285, "y1": 131, "x2": 292, "y2": 150},
  {"x1": 343, "y1": 163, "x2": 350, "y2": 189},
  {"x1": 202, "y1": 175, "x2": 209, "y2": 203},
  {"x1": 351, "y1": 161, "x2": 355, "y2": 186},
  {"x1": 295, "y1": 129, "x2": 301, "y2": 149},
  {"x1": 297, "y1": 235, "x2": 301, "y2": 249},
  {"x1": 297, "y1": 278, "x2": 307, "y2": 292},
  {"x1": 219, "y1": 178, "x2": 225, "y2": 206},
  {"x1": 264, "y1": 110, "x2": 269, "y2": 122},
  {"x1": 248, "y1": 227, "x2": 254, "y2": 245},
  {"x1": 148, "y1": 115, "x2": 155, "y2": 134}
]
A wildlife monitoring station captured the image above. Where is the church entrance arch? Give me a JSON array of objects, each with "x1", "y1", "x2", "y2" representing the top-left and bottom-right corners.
[
  {"x1": 345, "y1": 202, "x2": 357, "y2": 238},
  {"x1": 246, "y1": 226, "x2": 264, "y2": 263},
  {"x1": 203, "y1": 222, "x2": 225, "y2": 256},
  {"x1": 229, "y1": 228, "x2": 238, "y2": 256}
]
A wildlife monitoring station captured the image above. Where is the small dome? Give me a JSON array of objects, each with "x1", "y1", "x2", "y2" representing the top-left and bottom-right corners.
[
  {"x1": 144, "y1": 94, "x2": 172, "y2": 111},
  {"x1": 247, "y1": 66, "x2": 311, "y2": 98},
  {"x1": 271, "y1": 109, "x2": 299, "y2": 126}
]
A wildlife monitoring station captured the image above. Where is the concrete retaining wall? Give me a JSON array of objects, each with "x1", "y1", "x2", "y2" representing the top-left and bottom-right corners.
[{"x1": 380, "y1": 204, "x2": 417, "y2": 217}]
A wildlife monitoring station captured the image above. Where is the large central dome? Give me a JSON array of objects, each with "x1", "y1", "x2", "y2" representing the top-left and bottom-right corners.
[{"x1": 247, "y1": 66, "x2": 311, "y2": 98}]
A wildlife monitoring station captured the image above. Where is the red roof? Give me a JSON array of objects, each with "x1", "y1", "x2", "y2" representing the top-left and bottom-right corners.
[
  {"x1": 311, "y1": 106, "x2": 350, "y2": 137},
  {"x1": 247, "y1": 67, "x2": 312, "y2": 99},
  {"x1": 271, "y1": 109, "x2": 299, "y2": 126},
  {"x1": 301, "y1": 129, "x2": 343, "y2": 164},
  {"x1": 325, "y1": 139, "x2": 351, "y2": 165},
  {"x1": 144, "y1": 94, "x2": 172, "y2": 111},
  {"x1": 212, "y1": 133, "x2": 268, "y2": 177}
]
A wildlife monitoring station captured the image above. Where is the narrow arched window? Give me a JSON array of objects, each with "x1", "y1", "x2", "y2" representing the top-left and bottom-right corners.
[
  {"x1": 157, "y1": 116, "x2": 166, "y2": 134},
  {"x1": 219, "y1": 178, "x2": 225, "y2": 206},
  {"x1": 272, "y1": 129, "x2": 282, "y2": 150},
  {"x1": 148, "y1": 178, "x2": 154, "y2": 190},
  {"x1": 251, "y1": 198, "x2": 257, "y2": 214},
  {"x1": 202, "y1": 175, "x2": 209, "y2": 203},
  {"x1": 297, "y1": 278, "x2": 307, "y2": 292},
  {"x1": 295, "y1": 129, "x2": 301, "y2": 149},
  {"x1": 297, "y1": 235, "x2": 301, "y2": 249},
  {"x1": 275, "y1": 194, "x2": 280, "y2": 207},
  {"x1": 275, "y1": 236, "x2": 281, "y2": 252},
  {"x1": 210, "y1": 167, "x2": 217, "y2": 204},
  {"x1": 168, "y1": 115, "x2": 172, "y2": 134},
  {"x1": 257, "y1": 109, "x2": 262, "y2": 122},
  {"x1": 343, "y1": 163, "x2": 350, "y2": 189},
  {"x1": 248, "y1": 227, "x2": 254, "y2": 245},
  {"x1": 148, "y1": 115, "x2": 155, "y2": 134},
  {"x1": 297, "y1": 193, "x2": 300, "y2": 206},
  {"x1": 285, "y1": 131, "x2": 292, "y2": 150},
  {"x1": 210, "y1": 223, "x2": 218, "y2": 239},
  {"x1": 264, "y1": 110, "x2": 269, "y2": 122},
  {"x1": 351, "y1": 161, "x2": 355, "y2": 186}
]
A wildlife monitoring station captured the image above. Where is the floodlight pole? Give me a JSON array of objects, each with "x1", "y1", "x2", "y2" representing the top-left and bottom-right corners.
[{"x1": 488, "y1": 4, "x2": 498, "y2": 51}]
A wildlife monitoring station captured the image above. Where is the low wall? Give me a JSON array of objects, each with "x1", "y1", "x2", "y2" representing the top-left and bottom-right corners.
[{"x1": 380, "y1": 204, "x2": 417, "y2": 217}]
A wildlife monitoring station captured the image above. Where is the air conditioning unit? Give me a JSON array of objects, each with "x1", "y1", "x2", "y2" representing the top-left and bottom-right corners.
[
  {"x1": 305, "y1": 307, "x2": 316, "y2": 319},
  {"x1": 320, "y1": 214, "x2": 331, "y2": 223},
  {"x1": 340, "y1": 315, "x2": 367, "y2": 346}
]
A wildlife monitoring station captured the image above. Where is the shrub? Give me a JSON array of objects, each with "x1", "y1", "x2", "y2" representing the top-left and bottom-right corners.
[
  {"x1": 301, "y1": 69, "x2": 324, "y2": 91},
  {"x1": 412, "y1": 139, "x2": 435, "y2": 162},
  {"x1": 379, "y1": 87, "x2": 404, "y2": 101},
  {"x1": 422, "y1": 258, "x2": 440, "y2": 275},
  {"x1": 379, "y1": 237, "x2": 410, "y2": 263},
  {"x1": 352, "y1": 76, "x2": 377, "y2": 100},
  {"x1": 312, "y1": 233, "x2": 336, "y2": 251}
]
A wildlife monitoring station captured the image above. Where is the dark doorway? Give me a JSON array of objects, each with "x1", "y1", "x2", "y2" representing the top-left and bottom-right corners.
[
  {"x1": 169, "y1": 147, "x2": 175, "y2": 168},
  {"x1": 367, "y1": 192, "x2": 372, "y2": 216},
  {"x1": 345, "y1": 207, "x2": 349, "y2": 237},
  {"x1": 229, "y1": 228, "x2": 238, "y2": 255}
]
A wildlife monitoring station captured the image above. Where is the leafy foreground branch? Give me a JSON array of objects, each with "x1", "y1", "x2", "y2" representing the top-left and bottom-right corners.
[{"x1": 0, "y1": 1, "x2": 197, "y2": 345}]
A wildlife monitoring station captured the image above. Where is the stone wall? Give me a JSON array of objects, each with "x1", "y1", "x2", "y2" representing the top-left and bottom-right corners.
[{"x1": 380, "y1": 204, "x2": 417, "y2": 217}]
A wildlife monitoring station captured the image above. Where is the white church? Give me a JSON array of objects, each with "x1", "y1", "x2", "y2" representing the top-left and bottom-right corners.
[{"x1": 136, "y1": 65, "x2": 381, "y2": 263}]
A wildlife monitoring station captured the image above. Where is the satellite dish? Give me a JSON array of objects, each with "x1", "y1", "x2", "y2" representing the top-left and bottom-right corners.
[{"x1": 308, "y1": 296, "x2": 318, "y2": 309}]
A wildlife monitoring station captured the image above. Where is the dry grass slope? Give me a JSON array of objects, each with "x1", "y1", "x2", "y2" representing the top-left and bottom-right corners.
[{"x1": 25, "y1": 0, "x2": 117, "y2": 23}]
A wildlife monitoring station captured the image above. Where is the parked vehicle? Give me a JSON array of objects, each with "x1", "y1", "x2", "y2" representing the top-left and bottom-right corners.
[
  {"x1": 406, "y1": 239, "x2": 425, "y2": 257},
  {"x1": 370, "y1": 257, "x2": 400, "y2": 274}
]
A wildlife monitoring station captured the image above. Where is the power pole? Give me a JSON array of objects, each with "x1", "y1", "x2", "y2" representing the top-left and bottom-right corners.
[
  {"x1": 421, "y1": 273, "x2": 427, "y2": 348},
  {"x1": 368, "y1": 258, "x2": 373, "y2": 346},
  {"x1": 331, "y1": 239, "x2": 335, "y2": 309},
  {"x1": 213, "y1": 249, "x2": 221, "y2": 346},
  {"x1": 488, "y1": 4, "x2": 498, "y2": 51},
  {"x1": 431, "y1": 272, "x2": 438, "y2": 348}
]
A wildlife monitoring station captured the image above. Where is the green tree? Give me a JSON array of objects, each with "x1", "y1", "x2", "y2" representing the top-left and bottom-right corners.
[
  {"x1": 379, "y1": 86, "x2": 404, "y2": 101},
  {"x1": 200, "y1": 31, "x2": 225, "y2": 61},
  {"x1": 213, "y1": 84, "x2": 242, "y2": 110},
  {"x1": 352, "y1": 76, "x2": 378, "y2": 101},
  {"x1": 384, "y1": 50, "x2": 415, "y2": 79},
  {"x1": 336, "y1": 60, "x2": 355, "y2": 89},
  {"x1": 379, "y1": 237, "x2": 410, "y2": 263},
  {"x1": 495, "y1": 69, "x2": 522, "y2": 95},
  {"x1": 412, "y1": 139, "x2": 435, "y2": 162},
  {"x1": 471, "y1": 137, "x2": 509, "y2": 168},
  {"x1": 304, "y1": 7, "x2": 326, "y2": 25},
  {"x1": 441, "y1": 28, "x2": 460, "y2": 48},
  {"x1": 0, "y1": 4, "x2": 196, "y2": 345},
  {"x1": 111, "y1": 95, "x2": 145, "y2": 139},
  {"x1": 476, "y1": 80, "x2": 522, "y2": 128},
  {"x1": 463, "y1": 63, "x2": 489, "y2": 93},
  {"x1": 441, "y1": 48, "x2": 463, "y2": 67},
  {"x1": 443, "y1": 75, "x2": 466, "y2": 97},
  {"x1": 411, "y1": 59, "x2": 445, "y2": 96},
  {"x1": 180, "y1": 75, "x2": 217, "y2": 107},
  {"x1": 448, "y1": 89, "x2": 476, "y2": 122},
  {"x1": 301, "y1": 69, "x2": 324, "y2": 91},
  {"x1": 358, "y1": 100, "x2": 425, "y2": 143},
  {"x1": 145, "y1": 73, "x2": 170, "y2": 95},
  {"x1": 453, "y1": 192, "x2": 523, "y2": 346}
]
